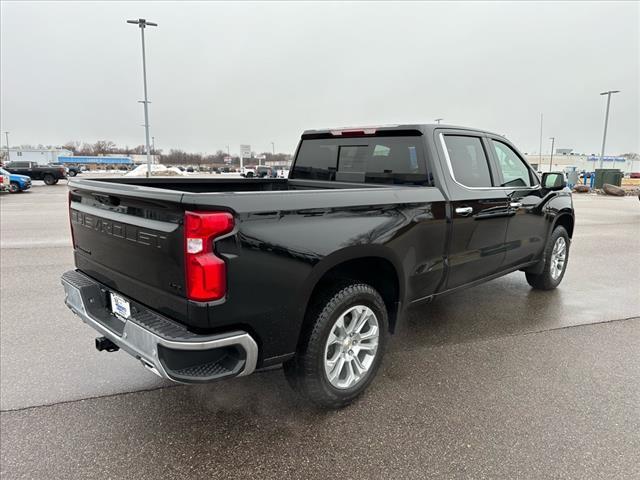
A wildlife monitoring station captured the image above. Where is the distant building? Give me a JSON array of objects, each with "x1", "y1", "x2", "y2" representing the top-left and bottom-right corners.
[
  {"x1": 556, "y1": 148, "x2": 574, "y2": 155},
  {"x1": 526, "y1": 154, "x2": 633, "y2": 173},
  {"x1": 58, "y1": 156, "x2": 133, "y2": 169},
  {"x1": 265, "y1": 159, "x2": 292, "y2": 167},
  {"x1": 8, "y1": 148, "x2": 72, "y2": 165}
]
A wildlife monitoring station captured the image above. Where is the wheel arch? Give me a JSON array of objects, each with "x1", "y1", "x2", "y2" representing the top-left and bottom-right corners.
[
  {"x1": 298, "y1": 246, "x2": 405, "y2": 337},
  {"x1": 553, "y1": 212, "x2": 574, "y2": 238}
]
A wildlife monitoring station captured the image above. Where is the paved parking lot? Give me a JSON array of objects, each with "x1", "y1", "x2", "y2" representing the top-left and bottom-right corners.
[{"x1": 1, "y1": 182, "x2": 639, "y2": 479}]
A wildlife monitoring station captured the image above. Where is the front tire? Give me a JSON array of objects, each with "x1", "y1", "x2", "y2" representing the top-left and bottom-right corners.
[
  {"x1": 8, "y1": 182, "x2": 20, "y2": 193},
  {"x1": 284, "y1": 281, "x2": 388, "y2": 408},
  {"x1": 526, "y1": 226, "x2": 570, "y2": 290}
]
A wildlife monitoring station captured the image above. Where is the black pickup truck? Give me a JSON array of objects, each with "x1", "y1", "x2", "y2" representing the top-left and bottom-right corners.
[
  {"x1": 61, "y1": 124, "x2": 573, "y2": 408},
  {"x1": 4, "y1": 161, "x2": 67, "y2": 184}
]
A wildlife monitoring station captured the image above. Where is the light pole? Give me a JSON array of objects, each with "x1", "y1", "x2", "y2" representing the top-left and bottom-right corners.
[
  {"x1": 3, "y1": 131, "x2": 9, "y2": 160},
  {"x1": 271, "y1": 142, "x2": 275, "y2": 154},
  {"x1": 151, "y1": 136, "x2": 155, "y2": 155},
  {"x1": 538, "y1": 113, "x2": 543, "y2": 167},
  {"x1": 549, "y1": 137, "x2": 555, "y2": 172},
  {"x1": 127, "y1": 18, "x2": 157, "y2": 177},
  {"x1": 598, "y1": 90, "x2": 620, "y2": 170},
  {"x1": 434, "y1": 118, "x2": 444, "y2": 124}
]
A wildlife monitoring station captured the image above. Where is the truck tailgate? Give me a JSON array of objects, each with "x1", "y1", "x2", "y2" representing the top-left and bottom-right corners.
[{"x1": 69, "y1": 182, "x2": 188, "y2": 319}]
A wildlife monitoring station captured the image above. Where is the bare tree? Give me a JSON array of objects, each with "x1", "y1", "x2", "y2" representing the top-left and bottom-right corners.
[
  {"x1": 62, "y1": 141, "x2": 81, "y2": 154},
  {"x1": 92, "y1": 140, "x2": 116, "y2": 155}
]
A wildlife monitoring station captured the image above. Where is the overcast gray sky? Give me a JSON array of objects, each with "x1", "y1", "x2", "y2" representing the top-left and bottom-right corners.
[{"x1": 1, "y1": 1, "x2": 638, "y2": 156}]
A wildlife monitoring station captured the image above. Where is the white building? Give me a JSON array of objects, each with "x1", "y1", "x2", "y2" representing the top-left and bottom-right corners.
[
  {"x1": 525, "y1": 154, "x2": 635, "y2": 173},
  {"x1": 8, "y1": 148, "x2": 73, "y2": 165}
]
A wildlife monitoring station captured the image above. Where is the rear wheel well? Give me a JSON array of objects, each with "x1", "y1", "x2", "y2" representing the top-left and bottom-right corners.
[
  {"x1": 305, "y1": 257, "x2": 400, "y2": 334},
  {"x1": 554, "y1": 214, "x2": 574, "y2": 238}
]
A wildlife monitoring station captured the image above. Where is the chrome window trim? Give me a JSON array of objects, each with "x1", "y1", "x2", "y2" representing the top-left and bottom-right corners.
[{"x1": 439, "y1": 133, "x2": 540, "y2": 192}]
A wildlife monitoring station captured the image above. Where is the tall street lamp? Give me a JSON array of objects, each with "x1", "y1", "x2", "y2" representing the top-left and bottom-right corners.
[
  {"x1": 4, "y1": 131, "x2": 9, "y2": 160},
  {"x1": 549, "y1": 137, "x2": 555, "y2": 172},
  {"x1": 538, "y1": 113, "x2": 543, "y2": 167},
  {"x1": 434, "y1": 118, "x2": 444, "y2": 124},
  {"x1": 598, "y1": 90, "x2": 621, "y2": 170},
  {"x1": 127, "y1": 18, "x2": 157, "y2": 177},
  {"x1": 271, "y1": 142, "x2": 275, "y2": 154}
]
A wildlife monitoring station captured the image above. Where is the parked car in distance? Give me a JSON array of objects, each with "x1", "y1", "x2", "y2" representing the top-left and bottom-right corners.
[
  {"x1": 1, "y1": 167, "x2": 32, "y2": 193},
  {"x1": 0, "y1": 169, "x2": 10, "y2": 192},
  {"x1": 4, "y1": 161, "x2": 66, "y2": 185},
  {"x1": 65, "y1": 165, "x2": 84, "y2": 177},
  {"x1": 256, "y1": 165, "x2": 277, "y2": 178},
  {"x1": 272, "y1": 165, "x2": 290, "y2": 178},
  {"x1": 62, "y1": 124, "x2": 574, "y2": 408},
  {"x1": 240, "y1": 166, "x2": 256, "y2": 177}
]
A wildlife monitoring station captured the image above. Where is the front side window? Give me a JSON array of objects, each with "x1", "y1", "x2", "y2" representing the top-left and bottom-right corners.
[
  {"x1": 291, "y1": 136, "x2": 429, "y2": 186},
  {"x1": 443, "y1": 135, "x2": 493, "y2": 188},
  {"x1": 491, "y1": 140, "x2": 532, "y2": 187}
]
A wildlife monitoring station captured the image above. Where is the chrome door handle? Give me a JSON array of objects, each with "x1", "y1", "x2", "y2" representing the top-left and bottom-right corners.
[
  {"x1": 455, "y1": 206, "x2": 473, "y2": 216},
  {"x1": 510, "y1": 202, "x2": 523, "y2": 208}
]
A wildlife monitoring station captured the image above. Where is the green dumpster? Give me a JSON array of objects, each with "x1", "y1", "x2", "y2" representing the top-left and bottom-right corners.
[{"x1": 594, "y1": 169, "x2": 623, "y2": 189}]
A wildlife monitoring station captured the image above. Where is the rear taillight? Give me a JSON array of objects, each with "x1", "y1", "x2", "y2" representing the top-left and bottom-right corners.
[{"x1": 184, "y1": 211, "x2": 234, "y2": 301}]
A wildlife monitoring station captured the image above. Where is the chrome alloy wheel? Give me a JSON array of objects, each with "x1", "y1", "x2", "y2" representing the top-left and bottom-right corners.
[
  {"x1": 550, "y1": 236, "x2": 567, "y2": 280},
  {"x1": 324, "y1": 305, "x2": 379, "y2": 389}
]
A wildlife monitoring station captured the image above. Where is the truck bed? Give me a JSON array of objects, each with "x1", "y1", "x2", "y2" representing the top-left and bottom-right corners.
[
  {"x1": 67, "y1": 176, "x2": 436, "y2": 341},
  {"x1": 89, "y1": 177, "x2": 384, "y2": 193}
]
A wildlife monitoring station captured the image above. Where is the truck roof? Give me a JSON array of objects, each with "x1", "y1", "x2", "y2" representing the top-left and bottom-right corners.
[{"x1": 301, "y1": 124, "x2": 502, "y2": 139}]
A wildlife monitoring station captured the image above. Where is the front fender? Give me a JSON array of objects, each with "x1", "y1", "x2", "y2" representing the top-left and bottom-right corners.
[{"x1": 545, "y1": 190, "x2": 574, "y2": 237}]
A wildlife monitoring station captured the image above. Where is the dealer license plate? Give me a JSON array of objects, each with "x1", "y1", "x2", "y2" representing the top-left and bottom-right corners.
[{"x1": 110, "y1": 292, "x2": 131, "y2": 320}]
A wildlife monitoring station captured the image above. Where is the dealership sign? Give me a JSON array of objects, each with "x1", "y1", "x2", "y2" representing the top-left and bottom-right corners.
[
  {"x1": 587, "y1": 156, "x2": 625, "y2": 162},
  {"x1": 240, "y1": 145, "x2": 252, "y2": 159}
]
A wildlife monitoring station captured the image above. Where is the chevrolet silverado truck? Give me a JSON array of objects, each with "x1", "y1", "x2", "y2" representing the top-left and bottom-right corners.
[{"x1": 61, "y1": 124, "x2": 574, "y2": 408}]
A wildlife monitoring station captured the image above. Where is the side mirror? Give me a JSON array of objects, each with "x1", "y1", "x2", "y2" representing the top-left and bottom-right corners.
[{"x1": 542, "y1": 172, "x2": 567, "y2": 190}]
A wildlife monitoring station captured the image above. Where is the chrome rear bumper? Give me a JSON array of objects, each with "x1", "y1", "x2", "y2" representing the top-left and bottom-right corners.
[{"x1": 61, "y1": 270, "x2": 258, "y2": 383}]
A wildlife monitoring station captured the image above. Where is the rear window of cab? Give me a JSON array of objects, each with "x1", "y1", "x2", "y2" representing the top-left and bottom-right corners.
[{"x1": 291, "y1": 136, "x2": 431, "y2": 186}]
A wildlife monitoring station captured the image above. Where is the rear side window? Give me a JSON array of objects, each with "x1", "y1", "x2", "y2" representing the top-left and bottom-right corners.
[
  {"x1": 443, "y1": 135, "x2": 493, "y2": 188},
  {"x1": 491, "y1": 140, "x2": 533, "y2": 187},
  {"x1": 291, "y1": 136, "x2": 429, "y2": 185}
]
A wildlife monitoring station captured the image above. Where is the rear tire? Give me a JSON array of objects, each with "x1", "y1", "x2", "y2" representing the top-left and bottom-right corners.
[
  {"x1": 43, "y1": 174, "x2": 55, "y2": 185},
  {"x1": 526, "y1": 226, "x2": 570, "y2": 290},
  {"x1": 284, "y1": 281, "x2": 388, "y2": 408},
  {"x1": 68, "y1": 170, "x2": 77, "y2": 177}
]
